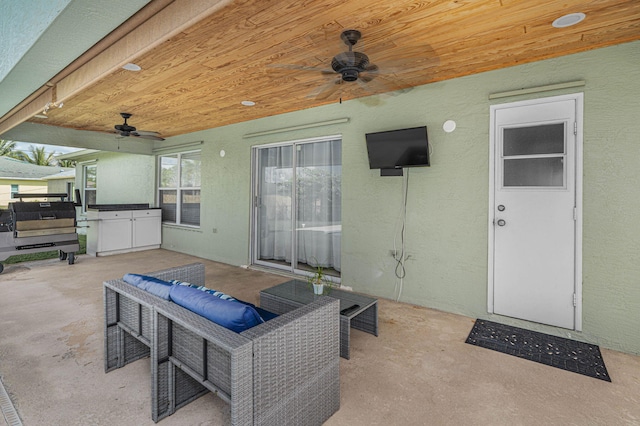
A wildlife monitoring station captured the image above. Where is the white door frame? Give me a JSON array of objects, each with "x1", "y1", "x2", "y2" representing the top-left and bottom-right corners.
[{"x1": 487, "y1": 93, "x2": 583, "y2": 331}]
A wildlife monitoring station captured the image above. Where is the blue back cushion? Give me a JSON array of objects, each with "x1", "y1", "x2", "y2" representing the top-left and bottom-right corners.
[
  {"x1": 169, "y1": 285, "x2": 264, "y2": 333},
  {"x1": 123, "y1": 274, "x2": 172, "y2": 300},
  {"x1": 169, "y1": 279, "x2": 238, "y2": 301}
]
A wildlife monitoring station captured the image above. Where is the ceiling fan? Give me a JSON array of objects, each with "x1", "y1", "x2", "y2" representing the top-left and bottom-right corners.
[
  {"x1": 112, "y1": 112, "x2": 164, "y2": 141},
  {"x1": 273, "y1": 29, "x2": 413, "y2": 100}
]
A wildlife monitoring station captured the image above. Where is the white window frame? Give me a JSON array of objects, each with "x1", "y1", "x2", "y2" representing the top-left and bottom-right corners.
[
  {"x1": 82, "y1": 163, "x2": 97, "y2": 213},
  {"x1": 157, "y1": 150, "x2": 201, "y2": 227},
  {"x1": 10, "y1": 184, "x2": 19, "y2": 199}
]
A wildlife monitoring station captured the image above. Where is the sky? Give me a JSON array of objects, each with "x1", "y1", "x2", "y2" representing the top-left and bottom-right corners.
[{"x1": 14, "y1": 142, "x2": 81, "y2": 156}]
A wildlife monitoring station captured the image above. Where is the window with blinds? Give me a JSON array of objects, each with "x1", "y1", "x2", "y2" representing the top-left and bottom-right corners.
[{"x1": 158, "y1": 151, "x2": 201, "y2": 226}]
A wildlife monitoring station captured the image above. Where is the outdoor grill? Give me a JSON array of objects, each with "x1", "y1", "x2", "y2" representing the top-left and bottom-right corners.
[{"x1": 0, "y1": 193, "x2": 80, "y2": 274}]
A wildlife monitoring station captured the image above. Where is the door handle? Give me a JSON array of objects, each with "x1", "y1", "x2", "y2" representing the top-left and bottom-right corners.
[{"x1": 497, "y1": 219, "x2": 506, "y2": 226}]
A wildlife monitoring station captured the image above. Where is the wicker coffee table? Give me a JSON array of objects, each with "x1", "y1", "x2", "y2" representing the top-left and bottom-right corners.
[{"x1": 260, "y1": 279, "x2": 378, "y2": 359}]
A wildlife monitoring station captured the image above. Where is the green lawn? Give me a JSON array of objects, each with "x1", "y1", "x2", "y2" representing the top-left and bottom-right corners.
[{"x1": 2, "y1": 234, "x2": 86, "y2": 265}]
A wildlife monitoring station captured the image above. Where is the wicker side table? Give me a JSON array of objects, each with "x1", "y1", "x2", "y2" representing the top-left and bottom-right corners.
[{"x1": 260, "y1": 279, "x2": 378, "y2": 359}]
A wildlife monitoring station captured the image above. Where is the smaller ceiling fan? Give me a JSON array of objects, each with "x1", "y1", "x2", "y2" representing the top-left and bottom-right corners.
[{"x1": 113, "y1": 112, "x2": 164, "y2": 141}]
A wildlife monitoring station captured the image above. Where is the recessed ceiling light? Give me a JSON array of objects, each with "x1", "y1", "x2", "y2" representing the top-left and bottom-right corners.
[
  {"x1": 241, "y1": 100, "x2": 256, "y2": 106},
  {"x1": 122, "y1": 63, "x2": 142, "y2": 71},
  {"x1": 552, "y1": 12, "x2": 586, "y2": 28}
]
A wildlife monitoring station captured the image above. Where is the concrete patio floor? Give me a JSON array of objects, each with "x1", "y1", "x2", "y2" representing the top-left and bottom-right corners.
[{"x1": 1, "y1": 249, "x2": 639, "y2": 425}]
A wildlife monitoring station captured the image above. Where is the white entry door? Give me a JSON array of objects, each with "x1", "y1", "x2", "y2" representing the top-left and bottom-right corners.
[{"x1": 489, "y1": 94, "x2": 582, "y2": 330}]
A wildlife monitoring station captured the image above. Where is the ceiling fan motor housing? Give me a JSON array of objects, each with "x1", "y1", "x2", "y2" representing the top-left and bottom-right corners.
[
  {"x1": 115, "y1": 112, "x2": 137, "y2": 133},
  {"x1": 332, "y1": 51, "x2": 370, "y2": 81},
  {"x1": 110, "y1": 112, "x2": 164, "y2": 140}
]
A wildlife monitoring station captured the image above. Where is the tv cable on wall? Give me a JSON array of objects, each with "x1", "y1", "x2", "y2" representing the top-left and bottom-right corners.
[{"x1": 393, "y1": 169, "x2": 410, "y2": 302}]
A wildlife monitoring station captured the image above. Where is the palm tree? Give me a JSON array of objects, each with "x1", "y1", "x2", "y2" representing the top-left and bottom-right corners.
[
  {"x1": 57, "y1": 159, "x2": 77, "y2": 168},
  {"x1": 0, "y1": 139, "x2": 26, "y2": 159},
  {"x1": 23, "y1": 145, "x2": 56, "y2": 166},
  {"x1": 0, "y1": 139, "x2": 15, "y2": 156}
]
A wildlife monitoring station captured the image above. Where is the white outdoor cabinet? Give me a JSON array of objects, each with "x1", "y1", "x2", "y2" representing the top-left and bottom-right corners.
[
  {"x1": 132, "y1": 209, "x2": 162, "y2": 247},
  {"x1": 87, "y1": 209, "x2": 161, "y2": 256}
]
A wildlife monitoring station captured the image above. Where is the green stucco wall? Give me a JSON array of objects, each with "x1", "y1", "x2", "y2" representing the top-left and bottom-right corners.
[
  {"x1": 73, "y1": 151, "x2": 156, "y2": 207},
  {"x1": 92, "y1": 41, "x2": 640, "y2": 355}
]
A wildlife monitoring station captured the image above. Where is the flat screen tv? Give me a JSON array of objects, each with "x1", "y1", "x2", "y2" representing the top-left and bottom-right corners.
[{"x1": 365, "y1": 126, "x2": 430, "y2": 176}]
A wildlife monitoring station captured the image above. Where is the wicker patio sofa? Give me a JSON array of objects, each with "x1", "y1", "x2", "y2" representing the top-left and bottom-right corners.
[{"x1": 104, "y1": 262, "x2": 340, "y2": 425}]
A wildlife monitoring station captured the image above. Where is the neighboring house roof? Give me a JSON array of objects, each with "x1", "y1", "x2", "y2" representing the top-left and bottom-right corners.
[
  {"x1": 42, "y1": 169, "x2": 75, "y2": 180},
  {"x1": 0, "y1": 156, "x2": 71, "y2": 180}
]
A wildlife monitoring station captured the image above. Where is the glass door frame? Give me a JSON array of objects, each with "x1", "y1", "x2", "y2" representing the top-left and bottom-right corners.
[{"x1": 250, "y1": 134, "x2": 342, "y2": 283}]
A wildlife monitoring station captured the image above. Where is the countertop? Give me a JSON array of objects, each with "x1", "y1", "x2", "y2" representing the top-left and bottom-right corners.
[{"x1": 87, "y1": 204, "x2": 160, "y2": 211}]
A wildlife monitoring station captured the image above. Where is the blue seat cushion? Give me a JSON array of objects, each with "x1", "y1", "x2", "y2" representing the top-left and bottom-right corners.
[
  {"x1": 255, "y1": 306, "x2": 279, "y2": 322},
  {"x1": 123, "y1": 274, "x2": 172, "y2": 300},
  {"x1": 169, "y1": 285, "x2": 265, "y2": 333}
]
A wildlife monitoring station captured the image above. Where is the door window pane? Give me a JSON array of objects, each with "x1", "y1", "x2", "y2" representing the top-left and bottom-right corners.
[
  {"x1": 296, "y1": 140, "x2": 342, "y2": 273},
  {"x1": 504, "y1": 157, "x2": 564, "y2": 187},
  {"x1": 503, "y1": 124, "x2": 565, "y2": 156},
  {"x1": 257, "y1": 146, "x2": 293, "y2": 266}
]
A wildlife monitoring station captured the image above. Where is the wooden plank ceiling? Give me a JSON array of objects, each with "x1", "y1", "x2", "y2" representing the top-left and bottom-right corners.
[{"x1": 23, "y1": 0, "x2": 640, "y2": 138}]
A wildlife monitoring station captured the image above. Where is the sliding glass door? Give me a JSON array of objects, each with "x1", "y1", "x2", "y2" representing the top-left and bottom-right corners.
[{"x1": 253, "y1": 136, "x2": 341, "y2": 279}]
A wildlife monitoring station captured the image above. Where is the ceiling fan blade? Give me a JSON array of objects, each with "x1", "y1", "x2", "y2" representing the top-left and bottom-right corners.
[
  {"x1": 268, "y1": 63, "x2": 330, "y2": 73},
  {"x1": 365, "y1": 64, "x2": 379, "y2": 72},
  {"x1": 302, "y1": 30, "x2": 344, "y2": 59},
  {"x1": 371, "y1": 49, "x2": 440, "y2": 76},
  {"x1": 308, "y1": 78, "x2": 343, "y2": 100},
  {"x1": 135, "y1": 130, "x2": 162, "y2": 136},
  {"x1": 137, "y1": 134, "x2": 165, "y2": 141},
  {"x1": 356, "y1": 78, "x2": 370, "y2": 90},
  {"x1": 362, "y1": 73, "x2": 410, "y2": 94},
  {"x1": 360, "y1": 73, "x2": 377, "y2": 83},
  {"x1": 131, "y1": 132, "x2": 165, "y2": 141}
]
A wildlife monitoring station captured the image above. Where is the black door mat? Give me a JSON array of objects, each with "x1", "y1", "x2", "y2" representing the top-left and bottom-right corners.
[{"x1": 465, "y1": 319, "x2": 611, "y2": 382}]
